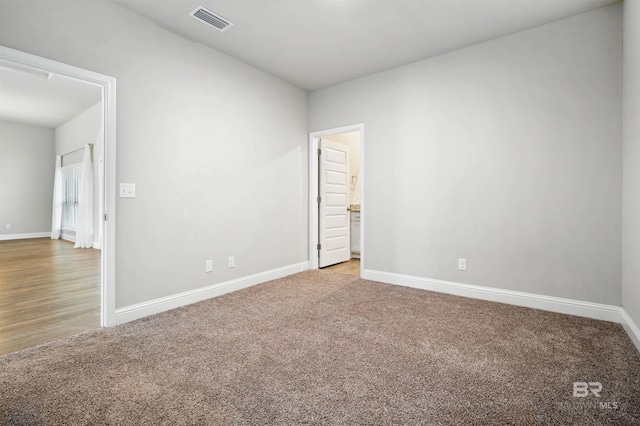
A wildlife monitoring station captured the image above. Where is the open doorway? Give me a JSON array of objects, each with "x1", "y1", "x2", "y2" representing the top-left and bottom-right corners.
[
  {"x1": 0, "y1": 46, "x2": 116, "y2": 355},
  {"x1": 309, "y1": 124, "x2": 364, "y2": 277}
]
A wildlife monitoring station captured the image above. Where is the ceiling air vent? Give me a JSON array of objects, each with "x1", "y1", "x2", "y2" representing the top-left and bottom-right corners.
[{"x1": 190, "y1": 6, "x2": 233, "y2": 32}]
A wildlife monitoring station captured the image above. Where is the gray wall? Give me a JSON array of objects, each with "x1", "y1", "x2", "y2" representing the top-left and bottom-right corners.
[
  {"x1": 0, "y1": 0, "x2": 309, "y2": 308},
  {"x1": 55, "y1": 101, "x2": 103, "y2": 246},
  {"x1": 623, "y1": 0, "x2": 640, "y2": 327},
  {"x1": 310, "y1": 5, "x2": 623, "y2": 305},
  {"x1": 0, "y1": 119, "x2": 55, "y2": 236}
]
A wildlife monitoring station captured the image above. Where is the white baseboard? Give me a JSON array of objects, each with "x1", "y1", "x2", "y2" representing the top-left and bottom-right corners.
[
  {"x1": 115, "y1": 261, "x2": 309, "y2": 325},
  {"x1": 0, "y1": 232, "x2": 50, "y2": 241},
  {"x1": 92, "y1": 241, "x2": 101, "y2": 249},
  {"x1": 61, "y1": 230, "x2": 75, "y2": 243},
  {"x1": 363, "y1": 269, "x2": 622, "y2": 323},
  {"x1": 363, "y1": 269, "x2": 640, "y2": 352},
  {"x1": 620, "y1": 308, "x2": 640, "y2": 352}
]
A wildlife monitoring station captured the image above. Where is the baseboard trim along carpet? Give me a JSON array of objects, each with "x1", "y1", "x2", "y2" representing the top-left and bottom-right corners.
[
  {"x1": 115, "y1": 261, "x2": 309, "y2": 325},
  {"x1": 621, "y1": 308, "x2": 640, "y2": 352},
  {"x1": 0, "y1": 232, "x2": 50, "y2": 241},
  {"x1": 363, "y1": 269, "x2": 640, "y2": 352}
]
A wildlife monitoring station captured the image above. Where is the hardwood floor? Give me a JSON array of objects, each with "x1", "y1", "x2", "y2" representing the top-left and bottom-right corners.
[
  {"x1": 0, "y1": 238, "x2": 100, "y2": 356},
  {"x1": 323, "y1": 258, "x2": 360, "y2": 276}
]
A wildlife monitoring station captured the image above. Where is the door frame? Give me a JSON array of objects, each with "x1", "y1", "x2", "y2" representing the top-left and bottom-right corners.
[
  {"x1": 309, "y1": 124, "x2": 364, "y2": 274},
  {"x1": 0, "y1": 45, "x2": 117, "y2": 327}
]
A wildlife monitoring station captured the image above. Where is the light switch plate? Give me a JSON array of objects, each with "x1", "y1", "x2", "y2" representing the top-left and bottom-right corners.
[{"x1": 119, "y1": 183, "x2": 136, "y2": 198}]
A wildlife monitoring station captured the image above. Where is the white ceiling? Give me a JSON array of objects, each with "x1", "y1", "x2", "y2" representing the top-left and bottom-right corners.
[
  {"x1": 111, "y1": 0, "x2": 618, "y2": 91},
  {"x1": 0, "y1": 65, "x2": 102, "y2": 128}
]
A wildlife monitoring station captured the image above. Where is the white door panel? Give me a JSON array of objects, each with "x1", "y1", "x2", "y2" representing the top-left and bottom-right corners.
[
  {"x1": 326, "y1": 170, "x2": 346, "y2": 184},
  {"x1": 326, "y1": 148, "x2": 346, "y2": 163},
  {"x1": 326, "y1": 235, "x2": 347, "y2": 251},
  {"x1": 326, "y1": 214, "x2": 347, "y2": 229},
  {"x1": 319, "y1": 140, "x2": 351, "y2": 268},
  {"x1": 326, "y1": 193, "x2": 347, "y2": 206}
]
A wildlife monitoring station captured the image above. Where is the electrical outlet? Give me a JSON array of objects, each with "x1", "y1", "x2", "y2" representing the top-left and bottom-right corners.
[
  {"x1": 205, "y1": 260, "x2": 213, "y2": 273},
  {"x1": 458, "y1": 258, "x2": 467, "y2": 271},
  {"x1": 5, "y1": 224, "x2": 11, "y2": 230},
  {"x1": 119, "y1": 183, "x2": 136, "y2": 198},
  {"x1": 228, "y1": 256, "x2": 235, "y2": 268}
]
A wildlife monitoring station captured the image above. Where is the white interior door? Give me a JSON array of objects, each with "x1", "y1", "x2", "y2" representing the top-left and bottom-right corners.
[{"x1": 319, "y1": 139, "x2": 351, "y2": 267}]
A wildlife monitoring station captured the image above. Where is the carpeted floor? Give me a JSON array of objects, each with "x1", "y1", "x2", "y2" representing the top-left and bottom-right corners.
[{"x1": 1, "y1": 270, "x2": 639, "y2": 425}]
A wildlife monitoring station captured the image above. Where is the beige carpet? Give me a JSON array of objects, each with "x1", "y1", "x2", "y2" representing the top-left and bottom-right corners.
[{"x1": 1, "y1": 270, "x2": 639, "y2": 425}]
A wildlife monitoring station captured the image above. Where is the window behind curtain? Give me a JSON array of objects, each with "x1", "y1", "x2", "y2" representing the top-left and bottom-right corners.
[{"x1": 62, "y1": 165, "x2": 81, "y2": 230}]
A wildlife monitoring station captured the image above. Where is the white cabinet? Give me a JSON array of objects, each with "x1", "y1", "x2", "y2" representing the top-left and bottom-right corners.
[{"x1": 351, "y1": 211, "x2": 360, "y2": 258}]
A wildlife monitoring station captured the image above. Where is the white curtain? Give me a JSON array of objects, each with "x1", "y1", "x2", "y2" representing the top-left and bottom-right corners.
[
  {"x1": 50, "y1": 155, "x2": 63, "y2": 239},
  {"x1": 74, "y1": 144, "x2": 94, "y2": 249}
]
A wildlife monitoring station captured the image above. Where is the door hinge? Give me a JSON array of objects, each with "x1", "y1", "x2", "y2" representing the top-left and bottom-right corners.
[
  {"x1": 317, "y1": 148, "x2": 321, "y2": 156},
  {"x1": 317, "y1": 243, "x2": 321, "y2": 251},
  {"x1": 317, "y1": 196, "x2": 321, "y2": 204},
  {"x1": 104, "y1": 214, "x2": 108, "y2": 221}
]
